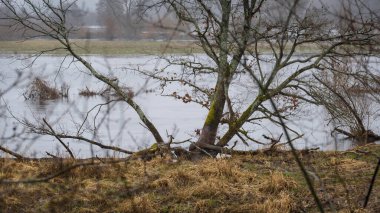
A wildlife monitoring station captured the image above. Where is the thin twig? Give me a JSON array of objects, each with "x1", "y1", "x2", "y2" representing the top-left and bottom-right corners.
[
  {"x1": 43, "y1": 118, "x2": 75, "y2": 159},
  {"x1": 51, "y1": 134, "x2": 134, "y2": 154},
  {"x1": 46, "y1": 152, "x2": 59, "y2": 159},
  {"x1": 364, "y1": 157, "x2": 380, "y2": 208}
]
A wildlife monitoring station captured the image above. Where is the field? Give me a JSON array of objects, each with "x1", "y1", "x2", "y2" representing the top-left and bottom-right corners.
[
  {"x1": 0, "y1": 39, "x2": 321, "y2": 55},
  {"x1": 0, "y1": 40, "x2": 203, "y2": 55},
  {"x1": 1, "y1": 144, "x2": 379, "y2": 212}
]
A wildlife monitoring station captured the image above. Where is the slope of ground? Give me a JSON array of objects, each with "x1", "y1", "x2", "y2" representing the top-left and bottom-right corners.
[{"x1": 1, "y1": 144, "x2": 379, "y2": 212}]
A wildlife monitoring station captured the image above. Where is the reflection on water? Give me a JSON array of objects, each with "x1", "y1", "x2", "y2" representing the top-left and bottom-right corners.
[
  {"x1": 0, "y1": 55, "x2": 379, "y2": 158},
  {"x1": 26, "y1": 98, "x2": 69, "y2": 112}
]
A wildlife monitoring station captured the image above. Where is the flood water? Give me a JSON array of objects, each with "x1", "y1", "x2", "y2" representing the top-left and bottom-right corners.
[{"x1": 0, "y1": 54, "x2": 379, "y2": 158}]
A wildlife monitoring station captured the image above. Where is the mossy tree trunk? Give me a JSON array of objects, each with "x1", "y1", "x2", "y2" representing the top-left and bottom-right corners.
[
  {"x1": 193, "y1": 0, "x2": 232, "y2": 149},
  {"x1": 195, "y1": 74, "x2": 228, "y2": 148},
  {"x1": 192, "y1": 0, "x2": 259, "y2": 150}
]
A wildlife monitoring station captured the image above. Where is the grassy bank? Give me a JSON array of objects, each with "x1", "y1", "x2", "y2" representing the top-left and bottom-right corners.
[
  {"x1": 0, "y1": 40, "x2": 322, "y2": 56},
  {"x1": 0, "y1": 40, "x2": 204, "y2": 55},
  {"x1": 1, "y1": 144, "x2": 380, "y2": 212}
]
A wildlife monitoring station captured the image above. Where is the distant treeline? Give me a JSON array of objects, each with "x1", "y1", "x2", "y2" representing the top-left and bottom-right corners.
[{"x1": 0, "y1": 0, "x2": 191, "y2": 41}]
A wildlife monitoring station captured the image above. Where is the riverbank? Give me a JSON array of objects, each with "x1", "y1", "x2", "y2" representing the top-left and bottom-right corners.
[
  {"x1": 0, "y1": 39, "x2": 321, "y2": 56},
  {"x1": 0, "y1": 40, "x2": 203, "y2": 55},
  {"x1": 1, "y1": 144, "x2": 379, "y2": 212}
]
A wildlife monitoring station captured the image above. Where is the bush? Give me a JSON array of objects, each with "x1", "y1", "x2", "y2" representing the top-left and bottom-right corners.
[
  {"x1": 24, "y1": 78, "x2": 68, "y2": 101},
  {"x1": 78, "y1": 87, "x2": 98, "y2": 97}
]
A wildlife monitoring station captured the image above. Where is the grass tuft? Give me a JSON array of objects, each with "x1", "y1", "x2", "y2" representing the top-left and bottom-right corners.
[
  {"x1": 25, "y1": 78, "x2": 60, "y2": 100},
  {"x1": 24, "y1": 78, "x2": 69, "y2": 101},
  {"x1": 259, "y1": 171, "x2": 298, "y2": 194},
  {"x1": 78, "y1": 87, "x2": 98, "y2": 97}
]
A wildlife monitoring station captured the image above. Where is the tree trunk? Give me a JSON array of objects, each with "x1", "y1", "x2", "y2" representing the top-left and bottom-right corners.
[
  {"x1": 190, "y1": 0, "x2": 231, "y2": 152},
  {"x1": 191, "y1": 79, "x2": 227, "y2": 150}
]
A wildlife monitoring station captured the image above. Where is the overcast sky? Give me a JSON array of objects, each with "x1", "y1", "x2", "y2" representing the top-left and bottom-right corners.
[
  {"x1": 76, "y1": 0, "x2": 380, "y2": 12},
  {"x1": 76, "y1": 0, "x2": 98, "y2": 11}
]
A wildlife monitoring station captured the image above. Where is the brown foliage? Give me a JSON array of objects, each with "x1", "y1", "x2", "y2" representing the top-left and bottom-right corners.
[
  {"x1": 25, "y1": 78, "x2": 60, "y2": 100},
  {"x1": 24, "y1": 78, "x2": 68, "y2": 101},
  {"x1": 78, "y1": 87, "x2": 98, "y2": 97}
]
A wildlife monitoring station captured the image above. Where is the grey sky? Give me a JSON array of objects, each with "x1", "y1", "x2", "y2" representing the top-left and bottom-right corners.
[
  {"x1": 76, "y1": 0, "x2": 99, "y2": 11},
  {"x1": 76, "y1": 0, "x2": 380, "y2": 12}
]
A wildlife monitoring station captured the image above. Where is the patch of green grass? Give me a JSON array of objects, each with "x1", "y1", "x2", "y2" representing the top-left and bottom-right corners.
[{"x1": 283, "y1": 171, "x2": 308, "y2": 185}]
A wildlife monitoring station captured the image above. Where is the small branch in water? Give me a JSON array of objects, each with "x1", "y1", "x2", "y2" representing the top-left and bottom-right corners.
[{"x1": 43, "y1": 118, "x2": 75, "y2": 159}]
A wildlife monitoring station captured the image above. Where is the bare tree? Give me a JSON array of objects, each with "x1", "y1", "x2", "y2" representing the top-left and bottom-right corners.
[
  {"x1": 0, "y1": 0, "x2": 166, "y2": 155},
  {"x1": 308, "y1": 0, "x2": 380, "y2": 142},
  {"x1": 1, "y1": 1, "x2": 380, "y2": 211},
  {"x1": 96, "y1": 0, "x2": 142, "y2": 40},
  {"x1": 138, "y1": 0, "x2": 379, "y2": 153},
  {"x1": 97, "y1": 0, "x2": 125, "y2": 40},
  {"x1": 311, "y1": 58, "x2": 380, "y2": 142},
  {"x1": 0, "y1": 0, "x2": 378, "y2": 155}
]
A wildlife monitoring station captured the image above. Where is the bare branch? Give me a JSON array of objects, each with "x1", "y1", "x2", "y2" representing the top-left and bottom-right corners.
[{"x1": 43, "y1": 118, "x2": 75, "y2": 159}]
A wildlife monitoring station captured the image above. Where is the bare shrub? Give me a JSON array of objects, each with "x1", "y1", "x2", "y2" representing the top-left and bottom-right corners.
[
  {"x1": 24, "y1": 78, "x2": 69, "y2": 101},
  {"x1": 78, "y1": 87, "x2": 98, "y2": 97},
  {"x1": 312, "y1": 58, "x2": 380, "y2": 141},
  {"x1": 24, "y1": 78, "x2": 60, "y2": 101}
]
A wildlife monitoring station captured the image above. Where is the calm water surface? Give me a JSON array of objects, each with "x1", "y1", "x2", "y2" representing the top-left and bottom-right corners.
[{"x1": 0, "y1": 55, "x2": 379, "y2": 158}]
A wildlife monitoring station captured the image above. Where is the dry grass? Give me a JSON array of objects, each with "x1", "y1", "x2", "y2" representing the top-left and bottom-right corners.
[
  {"x1": 0, "y1": 40, "x2": 204, "y2": 55},
  {"x1": 78, "y1": 87, "x2": 98, "y2": 97},
  {"x1": 1, "y1": 144, "x2": 380, "y2": 212},
  {"x1": 0, "y1": 40, "x2": 322, "y2": 56},
  {"x1": 24, "y1": 78, "x2": 61, "y2": 101}
]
